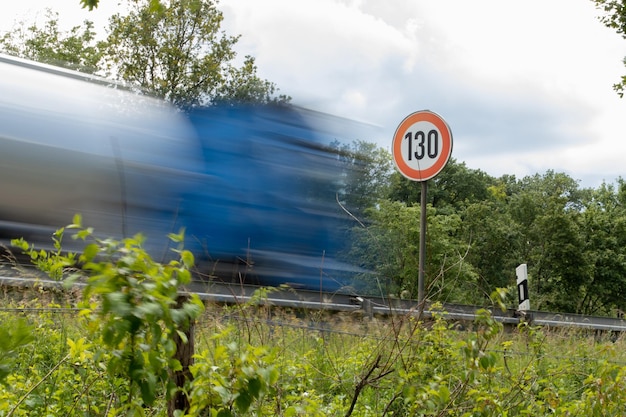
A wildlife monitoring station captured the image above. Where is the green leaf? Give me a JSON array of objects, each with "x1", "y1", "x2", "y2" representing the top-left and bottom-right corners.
[
  {"x1": 235, "y1": 389, "x2": 253, "y2": 412},
  {"x1": 70, "y1": 214, "x2": 83, "y2": 228},
  {"x1": 63, "y1": 272, "x2": 82, "y2": 288},
  {"x1": 148, "y1": 0, "x2": 165, "y2": 13},
  {"x1": 181, "y1": 250, "x2": 194, "y2": 269},
  {"x1": 136, "y1": 302, "x2": 163, "y2": 319},
  {"x1": 10, "y1": 238, "x2": 29, "y2": 252},
  {"x1": 0, "y1": 318, "x2": 35, "y2": 385},
  {"x1": 168, "y1": 229, "x2": 185, "y2": 243},
  {"x1": 75, "y1": 227, "x2": 94, "y2": 240},
  {"x1": 248, "y1": 377, "x2": 262, "y2": 399},
  {"x1": 80, "y1": 243, "x2": 99, "y2": 263},
  {"x1": 103, "y1": 292, "x2": 131, "y2": 316},
  {"x1": 175, "y1": 330, "x2": 189, "y2": 345},
  {"x1": 140, "y1": 373, "x2": 158, "y2": 406},
  {"x1": 217, "y1": 409, "x2": 233, "y2": 417},
  {"x1": 80, "y1": 0, "x2": 99, "y2": 10},
  {"x1": 182, "y1": 300, "x2": 204, "y2": 320}
]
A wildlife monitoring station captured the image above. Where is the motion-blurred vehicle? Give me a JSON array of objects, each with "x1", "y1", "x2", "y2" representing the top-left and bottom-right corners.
[{"x1": 0, "y1": 53, "x2": 357, "y2": 291}]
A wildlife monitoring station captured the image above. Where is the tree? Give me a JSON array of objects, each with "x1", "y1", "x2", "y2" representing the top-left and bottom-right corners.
[
  {"x1": 334, "y1": 140, "x2": 393, "y2": 216},
  {"x1": 576, "y1": 180, "x2": 626, "y2": 315},
  {"x1": 593, "y1": 0, "x2": 626, "y2": 96},
  {"x1": 82, "y1": 0, "x2": 103, "y2": 10},
  {"x1": 388, "y1": 159, "x2": 494, "y2": 213},
  {"x1": 81, "y1": 0, "x2": 163, "y2": 12},
  {"x1": 2, "y1": 1, "x2": 287, "y2": 107},
  {"x1": 0, "y1": 9, "x2": 102, "y2": 73},
  {"x1": 460, "y1": 198, "x2": 524, "y2": 299},
  {"x1": 347, "y1": 200, "x2": 479, "y2": 302},
  {"x1": 506, "y1": 171, "x2": 589, "y2": 311},
  {"x1": 102, "y1": 0, "x2": 289, "y2": 106}
]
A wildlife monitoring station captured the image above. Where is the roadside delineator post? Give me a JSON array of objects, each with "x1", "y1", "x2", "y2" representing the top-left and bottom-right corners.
[{"x1": 516, "y1": 263, "x2": 530, "y2": 311}]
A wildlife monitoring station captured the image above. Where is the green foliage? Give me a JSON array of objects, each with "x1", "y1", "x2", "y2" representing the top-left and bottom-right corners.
[
  {"x1": 0, "y1": 299, "x2": 115, "y2": 417},
  {"x1": 333, "y1": 140, "x2": 393, "y2": 216},
  {"x1": 460, "y1": 200, "x2": 522, "y2": 293},
  {"x1": 102, "y1": 0, "x2": 287, "y2": 107},
  {"x1": 388, "y1": 158, "x2": 494, "y2": 213},
  {"x1": 2, "y1": 1, "x2": 286, "y2": 107},
  {"x1": 593, "y1": 0, "x2": 626, "y2": 97},
  {"x1": 347, "y1": 200, "x2": 421, "y2": 296},
  {"x1": 80, "y1": 0, "x2": 99, "y2": 10},
  {"x1": 347, "y1": 199, "x2": 478, "y2": 301},
  {"x1": 70, "y1": 219, "x2": 204, "y2": 411},
  {"x1": 576, "y1": 181, "x2": 626, "y2": 314},
  {"x1": 4, "y1": 284, "x2": 626, "y2": 416},
  {"x1": 11, "y1": 215, "x2": 204, "y2": 414},
  {"x1": 346, "y1": 161, "x2": 626, "y2": 314},
  {"x1": 213, "y1": 55, "x2": 291, "y2": 105},
  {"x1": 0, "y1": 317, "x2": 34, "y2": 385},
  {"x1": 82, "y1": 0, "x2": 164, "y2": 11},
  {"x1": 12, "y1": 225, "x2": 79, "y2": 281},
  {"x1": 185, "y1": 330, "x2": 279, "y2": 416},
  {"x1": 0, "y1": 9, "x2": 103, "y2": 73}
]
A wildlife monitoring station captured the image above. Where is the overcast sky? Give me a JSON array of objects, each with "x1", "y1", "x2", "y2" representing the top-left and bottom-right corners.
[{"x1": 2, "y1": 0, "x2": 625, "y2": 187}]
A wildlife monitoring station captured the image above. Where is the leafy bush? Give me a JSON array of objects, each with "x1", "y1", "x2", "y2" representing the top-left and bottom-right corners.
[{"x1": 4, "y1": 218, "x2": 626, "y2": 416}]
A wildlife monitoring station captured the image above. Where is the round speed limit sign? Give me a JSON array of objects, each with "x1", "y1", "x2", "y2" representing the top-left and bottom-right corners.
[{"x1": 392, "y1": 110, "x2": 453, "y2": 182}]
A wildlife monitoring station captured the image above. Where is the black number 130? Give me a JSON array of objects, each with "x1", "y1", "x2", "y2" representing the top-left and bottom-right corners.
[{"x1": 405, "y1": 129, "x2": 439, "y2": 160}]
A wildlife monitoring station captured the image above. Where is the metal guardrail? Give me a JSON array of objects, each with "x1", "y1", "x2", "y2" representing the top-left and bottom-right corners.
[{"x1": 3, "y1": 274, "x2": 626, "y2": 332}]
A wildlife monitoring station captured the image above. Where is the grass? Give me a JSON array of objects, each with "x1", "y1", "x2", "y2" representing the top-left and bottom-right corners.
[{"x1": 2, "y1": 284, "x2": 626, "y2": 416}]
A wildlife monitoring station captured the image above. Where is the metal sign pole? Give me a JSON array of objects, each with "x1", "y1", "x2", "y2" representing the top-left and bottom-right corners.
[
  {"x1": 418, "y1": 180, "x2": 428, "y2": 310},
  {"x1": 391, "y1": 110, "x2": 452, "y2": 314}
]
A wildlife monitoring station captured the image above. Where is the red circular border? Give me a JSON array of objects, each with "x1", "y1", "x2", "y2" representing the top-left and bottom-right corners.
[{"x1": 392, "y1": 110, "x2": 453, "y2": 181}]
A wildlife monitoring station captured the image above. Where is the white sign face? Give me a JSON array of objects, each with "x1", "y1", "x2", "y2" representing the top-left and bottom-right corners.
[{"x1": 392, "y1": 110, "x2": 453, "y2": 182}]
